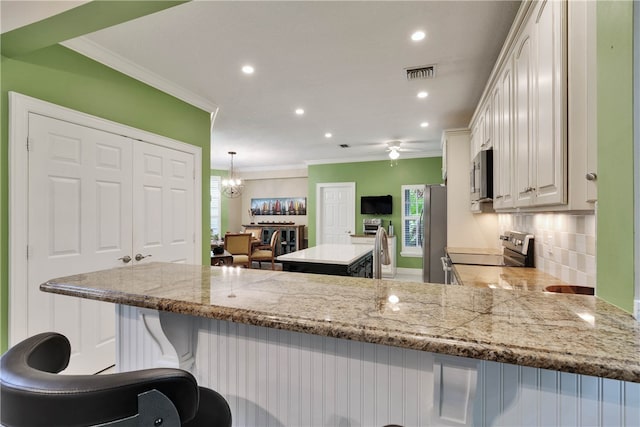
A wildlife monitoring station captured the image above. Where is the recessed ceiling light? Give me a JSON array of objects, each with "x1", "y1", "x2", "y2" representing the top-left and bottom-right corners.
[
  {"x1": 417, "y1": 91, "x2": 428, "y2": 99},
  {"x1": 295, "y1": 108, "x2": 305, "y2": 115},
  {"x1": 411, "y1": 31, "x2": 426, "y2": 41},
  {"x1": 420, "y1": 122, "x2": 429, "y2": 128},
  {"x1": 325, "y1": 132, "x2": 332, "y2": 138},
  {"x1": 241, "y1": 65, "x2": 254, "y2": 74}
]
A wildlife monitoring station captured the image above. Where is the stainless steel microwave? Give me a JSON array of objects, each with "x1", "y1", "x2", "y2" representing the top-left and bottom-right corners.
[{"x1": 470, "y1": 149, "x2": 494, "y2": 202}]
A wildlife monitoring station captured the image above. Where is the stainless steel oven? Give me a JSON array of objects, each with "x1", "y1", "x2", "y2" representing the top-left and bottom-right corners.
[
  {"x1": 500, "y1": 231, "x2": 535, "y2": 267},
  {"x1": 444, "y1": 231, "x2": 535, "y2": 284}
]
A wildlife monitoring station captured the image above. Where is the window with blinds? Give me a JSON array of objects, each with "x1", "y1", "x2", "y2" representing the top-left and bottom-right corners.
[
  {"x1": 210, "y1": 176, "x2": 221, "y2": 240},
  {"x1": 401, "y1": 185, "x2": 424, "y2": 257}
]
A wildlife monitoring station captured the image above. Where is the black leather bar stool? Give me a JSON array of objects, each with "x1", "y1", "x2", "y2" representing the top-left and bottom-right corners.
[{"x1": 0, "y1": 332, "x2": 231, "y2": 427}]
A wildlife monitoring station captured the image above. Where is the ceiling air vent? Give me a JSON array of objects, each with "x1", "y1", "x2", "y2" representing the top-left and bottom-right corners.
[
  {"x1": 339, "y1": 144, "x2": 350, "y2": 148},
  {"x1": 405, "y1": 64, "x2": 436, "y2": 80}
]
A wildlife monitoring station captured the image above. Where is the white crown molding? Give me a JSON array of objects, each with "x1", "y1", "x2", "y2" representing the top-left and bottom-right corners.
[
  {"x1": 61, "y1": 37, "x2": 219, "y2": 113},
  {"x1": 305, "y1": 150, "x2": 442, "y2": 166}
]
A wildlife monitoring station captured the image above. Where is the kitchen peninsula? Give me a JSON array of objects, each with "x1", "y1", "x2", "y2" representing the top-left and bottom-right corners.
[
  {"x1": 41, "y1": 263, "x2": 639, "y2": 426},
  {"x1": 277, "y1": 243, "x2": 373, "y2": 277}
]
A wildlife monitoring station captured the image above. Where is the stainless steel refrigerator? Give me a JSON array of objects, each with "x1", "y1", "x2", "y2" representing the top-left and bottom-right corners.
[{"x1": 420, "y1": 185, "x2": 447, "y2": 283}]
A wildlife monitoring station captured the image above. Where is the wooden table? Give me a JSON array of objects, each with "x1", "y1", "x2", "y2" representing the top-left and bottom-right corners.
[{"x1": 210, "y1": 249, "x2": 233, "y2": 266}]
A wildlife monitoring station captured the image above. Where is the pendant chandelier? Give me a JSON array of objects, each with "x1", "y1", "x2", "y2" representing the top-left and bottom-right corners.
[{"x1": 221, "y1": 151, "x2": 244, "y2": 198}]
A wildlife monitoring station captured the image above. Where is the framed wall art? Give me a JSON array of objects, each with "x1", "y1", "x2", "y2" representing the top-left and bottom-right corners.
[{"x1": 250, "y1": 197, "x2": 306, "y2": 215}]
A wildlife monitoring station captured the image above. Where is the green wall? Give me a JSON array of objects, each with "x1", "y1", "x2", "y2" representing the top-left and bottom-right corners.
[
  {"x1": 596, "y1": 1, "x2": 635, "y2": 313},
  {"x1": 308, "y1": 157, "x2": 443, "y2": 269},
  {"x1": 0, "y1": 45, "x2": 211, "y2": 352}
]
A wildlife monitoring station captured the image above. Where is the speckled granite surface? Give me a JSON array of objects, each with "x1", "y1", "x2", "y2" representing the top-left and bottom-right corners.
[
  {"x1": 41, "y1": 262, "x2": 640, "y2": 383},
  {"x1": 453, "y1": 264, "x2": 574, "y2": 292}
]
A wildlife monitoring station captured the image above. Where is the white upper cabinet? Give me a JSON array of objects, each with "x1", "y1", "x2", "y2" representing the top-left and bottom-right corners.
[
  {"x1": 530, "y1": 0, "x2": 567, "y2": 206},
  {"x1": 468, "y1": 0, "x2": 592, "y2": 212},
  {"x1": 514, "y1": 0, "x2": 567, "y2": 208}
]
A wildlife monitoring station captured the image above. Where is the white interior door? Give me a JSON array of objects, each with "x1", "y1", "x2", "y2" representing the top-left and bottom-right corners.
[
  {"x1": 27, "y1": 113, "x2": 132, "y2": 374},
  {"x1": 25, "y1": 113, "x2": 198, "y2": 374},
  {"x1": 133, "y1": 142, "x2": 195, "y2": 264},
  {"x1": 316, "y1": 182, "x2": 355, "y2": 244},
  {"x1": 10, "y1": 93, "x2": 203, "y2": 375}
]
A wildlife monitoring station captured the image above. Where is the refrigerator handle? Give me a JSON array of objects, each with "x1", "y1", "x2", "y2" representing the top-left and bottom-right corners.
[{"x1": 418, "y1": 209, "x2": 424, "y2": 247}]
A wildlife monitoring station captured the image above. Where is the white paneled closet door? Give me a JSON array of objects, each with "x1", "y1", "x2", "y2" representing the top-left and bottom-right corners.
[
  {"x1": 133, "y1": 142, "x2": 195, "y2": 264},
  {"x1": 28, "y1": 113, "x2": 133, "y2": 374},
  {"x1": 26, "y1": 113, "x2": 198, "y2": 374}
]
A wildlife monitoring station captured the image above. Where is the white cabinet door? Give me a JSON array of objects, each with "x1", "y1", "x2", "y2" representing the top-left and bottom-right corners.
[
  {"x1": 495, "y1": 61, "x2": 515, "y2": 209},
  {"x1": 28, "y1": 113, "x2": 132, "y2": 374},
  {"x1": 470, "y1": 123, "x2": 479, "y2": 159},
  {"x1": 514, "y1": 20, "x2": 536, "y2": 207},
  {"x1": 482, "y1": 101, "x2": 492, "y2": 150},
  {"x1": 532, "y1": 0, "x2": 567, "y2": 206},
  {"x1": 513, "y1": 0, "x2": 567, "y2": 208},
  {"x1": 133, "y1": 142, "x2": 195, "y2": 264}
]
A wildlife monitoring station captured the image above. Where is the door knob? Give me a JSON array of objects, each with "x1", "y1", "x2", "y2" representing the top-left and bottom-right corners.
[
  {"x1": 118, "y1": 255, "x2": 132, "y2": 264},
  {"x1": 134, "y1": 253, "x2": 152, "y2": 261}
]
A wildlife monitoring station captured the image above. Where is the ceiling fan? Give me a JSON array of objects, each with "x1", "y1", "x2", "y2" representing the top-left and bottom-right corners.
[{"x1": 385, "y1": 140, "x2": 425, "y2": 159}]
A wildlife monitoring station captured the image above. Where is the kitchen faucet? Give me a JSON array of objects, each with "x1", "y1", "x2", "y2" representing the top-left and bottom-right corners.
[{"x1": 373, "y1": 227, "x2": 391, "y2": 279}]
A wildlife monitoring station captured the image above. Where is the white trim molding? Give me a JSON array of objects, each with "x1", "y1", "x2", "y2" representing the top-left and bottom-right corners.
[{"x1": 62, "y1": 37, "x2": 219, "y2": 113}]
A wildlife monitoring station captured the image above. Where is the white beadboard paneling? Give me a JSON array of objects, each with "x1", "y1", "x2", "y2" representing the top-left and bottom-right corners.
[
  {"x1": 117, "y1": 306, "x2": 639, "y2": 427},
  {"x1": 193, "y1": 317, "x2": 438, "y2": 427},
  {"x1": 474, "y1": 361, "x2": 640, "y2": 427}
]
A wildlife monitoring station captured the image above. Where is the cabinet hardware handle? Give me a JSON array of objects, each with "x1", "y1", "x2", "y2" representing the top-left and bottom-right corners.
[
  {"x1": 118, "y1": 255, "x2": 132, "y2": 264},
  {"x1": 585, "y1": 172, "x2": 597, "y2": 181},
  {"x1": 495, "y1": 195, "x2": 503, "y2": 199},
  {"x1": 134, "y1": 253, "x2": 152, "y2": 261}
]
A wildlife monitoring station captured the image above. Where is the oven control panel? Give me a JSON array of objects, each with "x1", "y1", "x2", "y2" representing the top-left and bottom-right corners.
[{"x1": 501, "y1": 231, "x2": 535, "y2": 267}]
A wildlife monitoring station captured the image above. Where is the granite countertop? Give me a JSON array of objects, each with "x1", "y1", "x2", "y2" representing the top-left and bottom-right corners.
[
  {"x1": 453, "y1": 264, "x2": 574, "y2": 292},
  {"x1": 446, "y1": 246, "x2": 503, "y2": 255},
  {"x1": 40, "y1": 262, "x2": 640, "y2": 383},
  {"x1": 277, "y1": 244, "x2": 372, "y2": 265}
]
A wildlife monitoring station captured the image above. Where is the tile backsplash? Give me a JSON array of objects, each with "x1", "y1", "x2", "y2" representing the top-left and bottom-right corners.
[{"x1": 498, "y1": 213, "x2": 596, "y2": 287}]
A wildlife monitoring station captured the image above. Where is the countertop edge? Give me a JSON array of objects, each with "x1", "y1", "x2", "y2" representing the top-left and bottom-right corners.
[{"x1": 40, "y1": 281, "x2": 640, "y2": 383}]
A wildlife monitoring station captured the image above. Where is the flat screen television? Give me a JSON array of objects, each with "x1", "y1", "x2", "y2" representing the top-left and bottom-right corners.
[{"x1": 361, "y1": 195, "x2": 392, "y2": 215}]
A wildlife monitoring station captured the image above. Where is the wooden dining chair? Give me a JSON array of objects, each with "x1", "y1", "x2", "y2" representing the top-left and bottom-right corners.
[
  {"x1": 243, "y1": 226, "x2": 263, "y2": 242},
  {"x1": 251, "y1": 230, "x2": 281, "y2": 270},
  {"x1": 223, "y1": 233, "x2": 253, "y2": 268}
]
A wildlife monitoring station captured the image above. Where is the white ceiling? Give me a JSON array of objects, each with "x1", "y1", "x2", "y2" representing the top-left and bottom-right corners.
[
  {"x1": 6, "y1": 0, "x2": 521, "y2": 171},
  {"x1": 0, "y1": 0, "x2": 90, "y2": 33}
]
